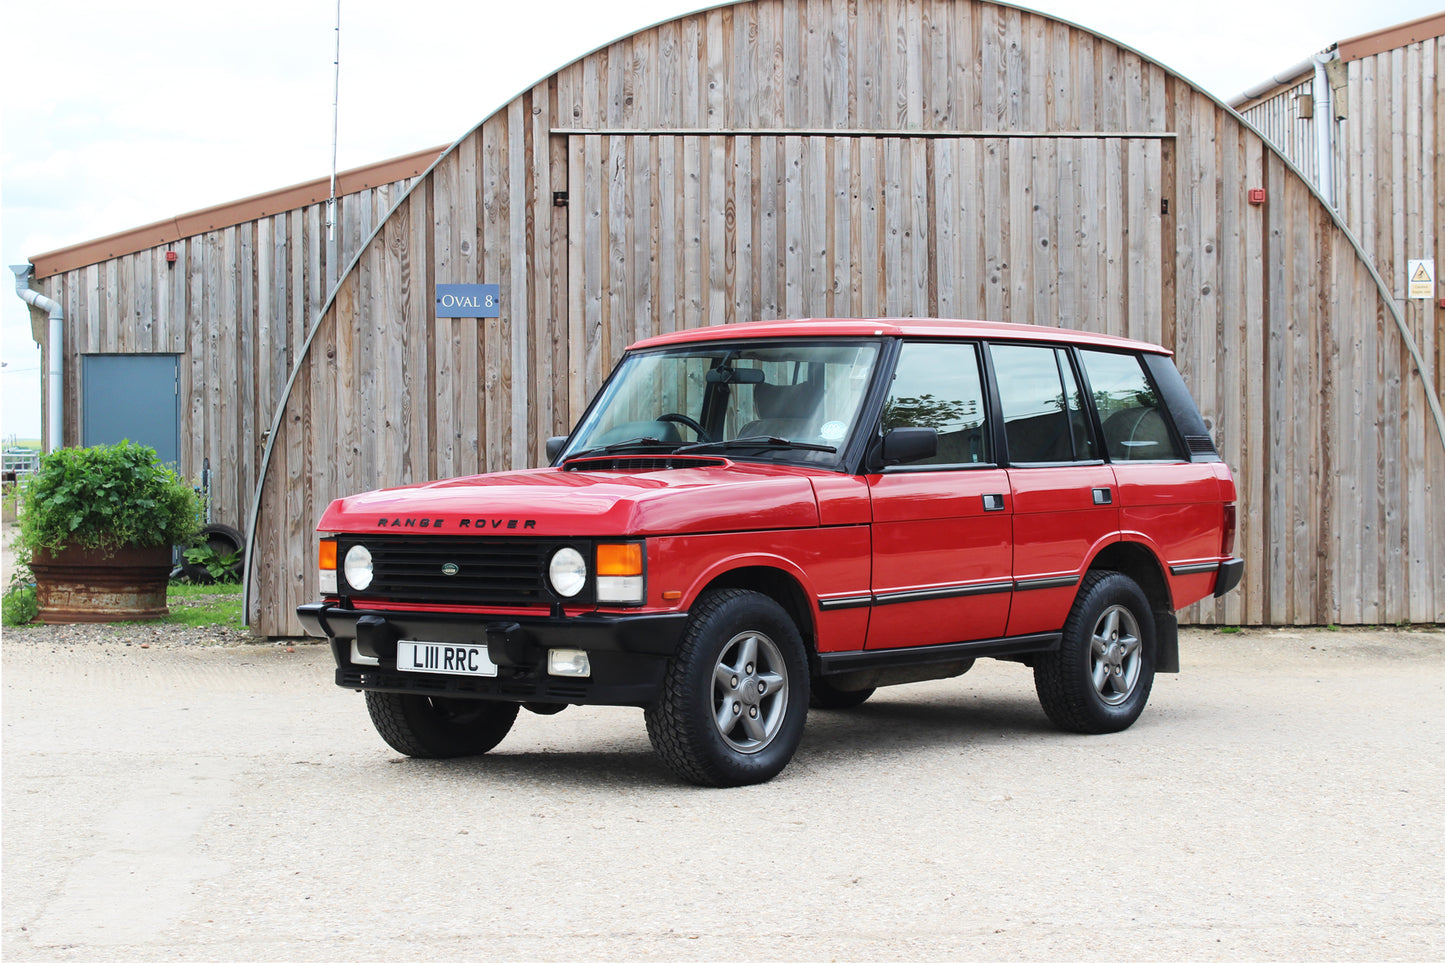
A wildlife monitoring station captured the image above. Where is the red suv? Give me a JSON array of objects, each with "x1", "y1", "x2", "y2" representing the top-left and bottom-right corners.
[{"x1": 299, "y1": 319, "x2": 1241, "y2": 786}]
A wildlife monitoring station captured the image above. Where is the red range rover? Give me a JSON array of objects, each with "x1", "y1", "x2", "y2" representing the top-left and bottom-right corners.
[{"x1": 298, "y1": 319, "x2": 1242, "y2": 786}]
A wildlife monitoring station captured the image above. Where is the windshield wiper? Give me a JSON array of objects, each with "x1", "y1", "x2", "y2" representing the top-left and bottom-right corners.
[
  {"x1": 673, "y1": 436, "x2": 837, "y2": 455},
  {"x1": 566, "y1": 436, "x2": 674, "y2": 460}
]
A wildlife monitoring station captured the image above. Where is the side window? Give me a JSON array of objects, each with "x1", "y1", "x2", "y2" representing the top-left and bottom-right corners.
[
  {"x1": 882, "y1": 342, "x2": 990, "y2": 466},
  {"x1": 1079, "y1": 349, "x2": 1185, "y2": 461},
  {"x1": 991, "y1": 344, "x2": 1096, "y2": 463}
]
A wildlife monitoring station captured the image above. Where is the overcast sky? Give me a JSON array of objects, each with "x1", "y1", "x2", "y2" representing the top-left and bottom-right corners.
[{"x1": 3, "y1": 0, "x2": 1439, "y2": 440}]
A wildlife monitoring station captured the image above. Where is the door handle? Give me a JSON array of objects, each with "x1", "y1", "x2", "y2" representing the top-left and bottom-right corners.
[
  {"x1": 1092, "y1": 487, "x2": 1113, "y2": 505},
  {"x1": 982, "y1": 493, "x2": 1005, "y2": 511}
]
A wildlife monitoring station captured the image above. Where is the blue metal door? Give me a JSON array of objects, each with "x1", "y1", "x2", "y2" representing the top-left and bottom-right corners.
[{"x1": 81, "y1": 354, "x2": 180, "y2": 466}]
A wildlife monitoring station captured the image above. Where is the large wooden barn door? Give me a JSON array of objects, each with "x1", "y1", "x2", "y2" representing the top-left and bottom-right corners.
[{"x1": 563, "y1": 134, "x2": 1164, "y2": 418}]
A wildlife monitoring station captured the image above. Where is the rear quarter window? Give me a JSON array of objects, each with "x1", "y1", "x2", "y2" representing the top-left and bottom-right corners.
[{"x1": 1078, "y1": 349, "x2": 1186, "y2": 462}]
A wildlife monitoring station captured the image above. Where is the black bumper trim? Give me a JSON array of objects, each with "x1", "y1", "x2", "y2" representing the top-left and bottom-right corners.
[
  {"x1": 298, "y1": 602, "x2": 688, "y2": 657},
  {"x1": 1213, "y1": 557, "x2": 1245, "y2": 598},
  {"x1": 300, "y1": 602, "x2": 688, "y2": 708}
]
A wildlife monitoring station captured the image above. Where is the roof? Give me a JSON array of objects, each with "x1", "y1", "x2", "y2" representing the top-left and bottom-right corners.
[
  {"x1": 28, "y1": 145, "x2": 445, "y2": 279},
  {"x1": 630, "y1": 318, "x2": 1171, "y2": 354},
  {"x1": 1229, "y1": 10, "x2": 1445, "y2": 109},
  {"x1": 1338, "y1": 10, "x2": 1445, "y2": 62}
]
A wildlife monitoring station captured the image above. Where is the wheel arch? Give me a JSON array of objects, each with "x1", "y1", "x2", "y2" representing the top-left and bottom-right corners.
[
  {"x1": 1086, "y1": 540, "x2": 1180, "y2": 673},
  {"x1": 1087, "y1": 540, "x2": 1173, "y2": 611},
  {"x1": 700, "y1": 566, "x2": 819, "y2": 671}
]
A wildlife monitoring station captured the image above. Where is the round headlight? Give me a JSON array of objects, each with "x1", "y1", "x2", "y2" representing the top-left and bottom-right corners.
[
  {"x1": 343, "y1": 544, "x2": 374, "y2": 591},
  {"x1": 548, "y1": 547, "x2": 587, "y2": 598}
]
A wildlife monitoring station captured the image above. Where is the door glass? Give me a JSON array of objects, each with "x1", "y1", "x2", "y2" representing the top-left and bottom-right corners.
[
  {"x1": 991, "y1": 344, "x2": 1075, "y2": 463},
  {"x1": 1079, "y1": 349, "x2": 1185, "y2": 461},
  {"x1": 882, "y1": 342, "x2": 990, "y2": 466},
  {"x1": 1058, "y1": 350, "x2": 1099, "y2": 460}
]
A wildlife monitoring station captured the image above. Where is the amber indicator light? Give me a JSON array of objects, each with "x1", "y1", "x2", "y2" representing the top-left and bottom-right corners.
[
  {"x1": 318, "y1": 539, "x2": 338, "y2": 570},
  {"x1": 596, "y1": 543, "x2": 644, "y2": 576}
]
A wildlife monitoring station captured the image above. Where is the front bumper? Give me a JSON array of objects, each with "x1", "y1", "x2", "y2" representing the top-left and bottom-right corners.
[{"x1": 298, "y1": 601, "x2": 689, "y2": 707}]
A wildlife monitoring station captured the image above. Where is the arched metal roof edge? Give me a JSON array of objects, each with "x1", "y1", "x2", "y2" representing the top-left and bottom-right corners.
[{"x1": 243, "y1": 0, "x2": 1445, "y2": 627}]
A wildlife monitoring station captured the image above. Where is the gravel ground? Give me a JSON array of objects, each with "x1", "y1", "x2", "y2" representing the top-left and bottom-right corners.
[{"x1": 6, "y1": 519, "x2": 1444, "y2": 961}]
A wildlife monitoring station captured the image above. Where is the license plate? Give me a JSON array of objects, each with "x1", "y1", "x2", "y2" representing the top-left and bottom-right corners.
[{"x1": 396, "y1": 640, "x2": 498, "y2": 677}]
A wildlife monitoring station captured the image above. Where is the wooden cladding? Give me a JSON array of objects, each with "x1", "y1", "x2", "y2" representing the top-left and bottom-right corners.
[
  {"x1": 35, "y1": 180, "x2": 418, "y2": 538},
  {"x1": 29, "y1": 0, "x2": 1436, "y2": 634}
]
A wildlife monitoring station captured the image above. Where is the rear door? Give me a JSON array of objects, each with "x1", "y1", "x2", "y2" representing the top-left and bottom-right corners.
[
  {"x1": 990, "y1": 343, "x2": 1119, "y2": 637},
  {"x1": 1078, "y1": 348, "x2": 1224, "y2": 604},
  {"x1": 865, "y1": 341, "x2": 1012, "y2": 648}
]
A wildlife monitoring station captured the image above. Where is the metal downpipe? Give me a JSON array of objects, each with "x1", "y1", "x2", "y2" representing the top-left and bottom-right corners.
[{"x1": 11, "y1": 264, "x2": 63, "y2": 452}]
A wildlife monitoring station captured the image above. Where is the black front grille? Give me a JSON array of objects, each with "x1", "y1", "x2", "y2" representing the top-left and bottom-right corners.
[{"x1": 341, "y1": 536, "x2": 574, "y2": 606}]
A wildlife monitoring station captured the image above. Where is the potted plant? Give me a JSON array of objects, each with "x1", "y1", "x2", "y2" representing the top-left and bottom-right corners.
[{"x1": 14, "y1": 441, "x2": 200, "y2": 622}]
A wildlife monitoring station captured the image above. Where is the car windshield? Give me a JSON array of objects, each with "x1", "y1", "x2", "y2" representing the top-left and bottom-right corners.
[{"x1": 562, "y1": 339, "x2": 883, "y2": 468}]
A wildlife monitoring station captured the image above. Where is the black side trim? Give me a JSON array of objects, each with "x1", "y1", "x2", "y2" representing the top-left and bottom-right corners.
[
  {"x1": 818, "y1": 581, "x2": 1014, "y2": 611},
  {"x1": 875, "y1": 581, "x2": 1014, "y2": 605},
  {"x1": 818, "y1": 633, "x2": 1061, "y2": 673},
  {"x1": 1013, "y1": 575, "x2": 1080, "y2": 592},
  {"x1": 1170, "y1": 561, "x2": 1222, "y2": 576},
  {"x1": 817, "y1": 595, "x2": 874, "y2": 611}
]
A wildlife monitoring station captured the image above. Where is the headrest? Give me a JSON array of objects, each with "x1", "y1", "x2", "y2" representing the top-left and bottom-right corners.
[{"x1": 753, "y1": 378, "x2": 822, "y2": 419}]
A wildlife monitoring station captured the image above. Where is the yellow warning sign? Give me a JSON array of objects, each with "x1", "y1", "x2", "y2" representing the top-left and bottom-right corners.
[{"x1": 1408, "y1": 259, "x2": 1435, "y2": 299}]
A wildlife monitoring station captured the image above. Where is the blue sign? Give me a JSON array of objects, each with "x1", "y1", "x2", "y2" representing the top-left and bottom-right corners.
[{"x1": 435, "y1": 284, "x2": 501, "y2": 318}]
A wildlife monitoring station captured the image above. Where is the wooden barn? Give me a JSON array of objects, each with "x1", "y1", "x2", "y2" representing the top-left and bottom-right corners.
[
  {"x1": 15, "y1": 0, "x2": 1444, "y2": 635},
  {"x1": 17, "y1": 147, "x2": 442, "y2": 547}
]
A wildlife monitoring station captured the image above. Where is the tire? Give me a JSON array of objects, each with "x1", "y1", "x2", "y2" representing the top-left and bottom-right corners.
[
  {"x1": 180, "y1": 523, "x2": 245, "y2": 583},
  {"x1": 644, "y1": 589, "x2": 809, "y2": 787},
  {"x1": 364, "y1": 692, "x2": 519, "y2": 758},
  {"x1": 1033, "y1": 571, "x2": 1156, "y2": 734},
  {"x1": 809, "y1": 677, "x2": 876, "y2": 710}
]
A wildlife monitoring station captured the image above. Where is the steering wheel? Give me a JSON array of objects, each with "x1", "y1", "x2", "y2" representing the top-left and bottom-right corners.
[{"x1": 657, "y1": 412, "x2": 712, "y2": 441}]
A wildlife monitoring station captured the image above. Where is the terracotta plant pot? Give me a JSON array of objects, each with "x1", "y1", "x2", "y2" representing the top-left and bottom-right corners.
[{"x1": 29, "y1": 545, "x2": 173, "y2": 623}]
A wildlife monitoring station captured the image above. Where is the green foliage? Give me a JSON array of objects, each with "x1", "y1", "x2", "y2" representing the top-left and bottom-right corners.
[
  {"x1": 1219, "y1": 625, "x2": 1242, "y2": 634},
  {"x1": 2, "y1": 575, "x2": 38, "y2": 626},
  {"x1": 15, "y1": 441, "x2": 201, "y2": 555},
  {"x1": 882, "y1": 393, "x2": 978, "y2": 433},
  {"x1": 182, "y1": 542, "x2": 242, "y2": 583},
  {"x1": 164, "y1": 582, "x2": 243, "y2": 628}
]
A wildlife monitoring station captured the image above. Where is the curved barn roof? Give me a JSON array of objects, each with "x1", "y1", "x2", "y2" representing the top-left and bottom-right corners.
[{"x1": 244, "y1": 0, "x2": 1445, "y2": 632}]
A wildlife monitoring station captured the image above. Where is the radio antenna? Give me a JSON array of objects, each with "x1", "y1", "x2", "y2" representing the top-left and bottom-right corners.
[{"x1": 327, "y1": 0, "x2": 341, "y2": 242}]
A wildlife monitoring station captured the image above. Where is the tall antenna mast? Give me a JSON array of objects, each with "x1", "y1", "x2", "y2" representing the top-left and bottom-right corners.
[{"x1": 327, "y1": 0, "x2": 341, "y2": 242}]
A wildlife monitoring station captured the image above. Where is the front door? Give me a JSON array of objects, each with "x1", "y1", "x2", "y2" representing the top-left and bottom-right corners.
[{"x1": 866, "y1": 341, "x2": 1012, "y2": 648}]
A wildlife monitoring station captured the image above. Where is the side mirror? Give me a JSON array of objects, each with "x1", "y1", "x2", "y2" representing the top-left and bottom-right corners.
[
  {"x1": 881, "y1": 427, "x2": 937, "y2": 465},
  {"x1": 545, "y1": 436, "x2": 569, "y2": 463}
]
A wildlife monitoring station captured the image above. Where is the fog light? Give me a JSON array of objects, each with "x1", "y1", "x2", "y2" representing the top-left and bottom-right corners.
[{"x1": 547, "y1": 649, "x2": 591, "y2": 677}]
